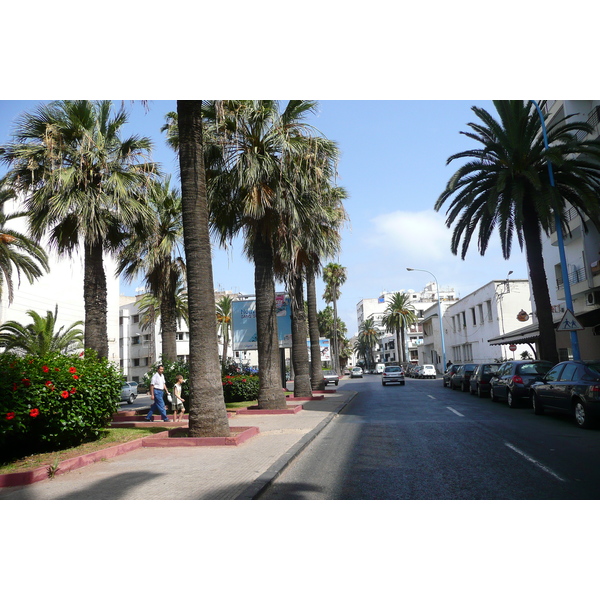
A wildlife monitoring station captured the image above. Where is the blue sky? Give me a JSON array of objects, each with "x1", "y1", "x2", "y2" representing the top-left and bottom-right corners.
[{"x1": 0, "y1": 99, "x2": 532, "y2": 335}]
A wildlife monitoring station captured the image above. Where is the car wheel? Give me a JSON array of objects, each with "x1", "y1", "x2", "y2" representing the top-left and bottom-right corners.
[
  {"x1": 128, "y1": 394, "x2": 135, "y2": 405},
  {"x1": 335, "y1": 381, "x2": 339, "y2": 386},
  {"x1": 461, "y1": 382, "x2": 468, "y2": 392},
  {"x1": 507, "y1": 390, "x2": 518, "y2": 409},
  {"x1": 574, "y1": 399, "x2": 592, "y2": 429},
  {"x1": 532, "y1": 392, "x2": 544, "y2": 415},
  {"x1": 401, "y1": 381, "x2": 405, "y2": 386},
  {"x1": 382, "y1": 381, "x2": 386, "y2": 386},
  {"x1": 491, "y1": 387, "x2": 498, "y2": 402},
  {"x1": 477, "y1": 384, "x2": 485, "y2": 398}
]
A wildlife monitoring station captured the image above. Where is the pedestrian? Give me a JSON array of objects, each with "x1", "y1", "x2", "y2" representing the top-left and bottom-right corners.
[
  {"x1": 172, "y1": 374, "x2": 186, "y2": 422},
  {"x1": 145, "y1": 365, "x2": 171, "y2": 422}
]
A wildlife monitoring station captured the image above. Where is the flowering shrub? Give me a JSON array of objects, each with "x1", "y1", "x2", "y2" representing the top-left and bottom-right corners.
[
  {"x1": 0, "y1": 350, "x2": 122, "y2": 459},
  {"x1": 221, "y1": 374, "x2": 260, "y2": 403}
]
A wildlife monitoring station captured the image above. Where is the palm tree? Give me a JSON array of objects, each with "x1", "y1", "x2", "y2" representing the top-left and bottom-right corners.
[
  {"x1": 0, "y1": 179, "x2": 49, "y2": 305},
  {"x1": 0, "y1": 305, "x2": 83, "y2": 355},
  {"x1": 209, "y1": 100, "x2": 330, "y2": 410},
  {"x1": 357, "y1": 317, "x2": 379, "y2": 371},
  {"x1": 0, "y1": 100, "x2": 156, "y2": 359},
  {"x1": 215, "y1": 294, "x2": 233, "y2": 369},
  {"x1": 323, "y1": 262, "x2": 347, "y2": 374},
  {"x1": 435, "y1": 100, "x2": 600, "y2": 364},
  {"x1": 176, "y1": 100, "x2": 230, "y2": 437},
  {"x1": 382, "y1": 292, "x2": 417, "y2": 364},
  {"x1": 118, "y1": 176, "x2": 186, "y2": 362}
]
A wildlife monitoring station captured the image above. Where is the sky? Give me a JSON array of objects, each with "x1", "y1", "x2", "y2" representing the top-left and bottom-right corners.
[{"x1": 0, "y1": 99, "x2": 534, "y2": 336}]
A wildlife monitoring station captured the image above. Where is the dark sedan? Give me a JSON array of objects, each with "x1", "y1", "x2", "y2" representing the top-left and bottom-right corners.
[
  {"x1": 490, "y1": 360, "x2": 554, "y2": 408},
  {"x1": 443, "y1": 364, "x2": 462, "y2": 387},
  {"x1": 469, "y1": 363, "x2": 500, "y2": 397},
  {"x1": 531, "y1": 360, "x2": 600, "y2": 428},
  {"x1": 450, "y1": 363, "x2": 478, "y2": 391}
]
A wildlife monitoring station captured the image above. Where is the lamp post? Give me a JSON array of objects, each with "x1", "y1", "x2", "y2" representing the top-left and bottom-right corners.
[
  {"x1": 531, "y1": 100, "x2": 581, "y2": 361},
  {"x1": 407, "y1": 268, "x2": 447, "y2": 373}
]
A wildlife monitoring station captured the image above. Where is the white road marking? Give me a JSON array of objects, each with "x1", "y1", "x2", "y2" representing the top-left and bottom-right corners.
[
  {"x1": 446, "y1": 407, "x2": 464, "y2": 417},
  {"x1": 428, "y1": 395, "x2": 436, "y2": 400},
  {"x1": 504, "y1": 443, "x2": 566, "y2": 482}
]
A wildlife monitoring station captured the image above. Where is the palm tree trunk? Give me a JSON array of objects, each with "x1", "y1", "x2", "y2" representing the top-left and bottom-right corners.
[
  {"x1": 253, "y1": 233, "x2": 287, "y2": 409},
  {"x1": 307, "y1": 266, "x2": 325, "y2": 390},
  {"x1": 400, "y1": 327, "x2": 407, "y2": 363},
  {"x1": 160, "y1": 294, "x2": 178, "y2": 362},
  {"x1": 177, "y1": 100, "x2": 230, "y2": 437},
  {"x1": 523, "y1": 207, "x2": 559, "y2": 364},
  {"x1": 291, "y1": 274, "x2": 312, "y2": 397},
  {"x1": 83, "y1": 241, "x2": 109, "y2": 359},
  {"x1": 332, "y1": 285, "x2": 339, "y2": 374}
]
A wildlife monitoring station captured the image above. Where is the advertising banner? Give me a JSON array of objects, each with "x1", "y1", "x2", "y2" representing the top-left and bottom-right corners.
[
  {"x1": 232, "y1": 294, "x2": 292, "y2": 350},
  {"x1": 307, "y1": 337, "x2": 331, "y2": 361}
]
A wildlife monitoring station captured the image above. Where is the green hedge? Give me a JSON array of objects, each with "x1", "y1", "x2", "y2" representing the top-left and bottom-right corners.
[
  {"x1": 221, "y1": 374, "x2": 260, "y2": 403},
  {"x1": 0, "y1": 350, "x2": 122, "y2": 460}
]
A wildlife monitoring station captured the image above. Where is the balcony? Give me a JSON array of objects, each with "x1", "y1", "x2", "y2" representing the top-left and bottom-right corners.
[{"x1": 549, "y1": 206, "x2": 582, "y2": 246}]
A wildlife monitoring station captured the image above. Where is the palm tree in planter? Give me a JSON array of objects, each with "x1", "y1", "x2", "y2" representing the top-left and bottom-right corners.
[
  {"x1": 215, "y1": 294, "x2": 233, "y2": 369},
  {"x1": 436, "y1": 100, "x2": 600, "y2": 364},
  {"x1": 118, "y1": 175, "x2": 186, "y2": 362},
  {"x1": 382, "y1": 292, "x2": 417, "y2": 364},
  {"x1": 176, "y1": 100, "x2": 230, "y2": 437},
  {"x1": 0, "y1": 179, "x2": 49, "y2": 305},
  {"x1": 0, "y1": 305, "x2": 83, "y2": 355},
  {"x1": 208, "y1": 100, "x2": 332, "y2": 410},
  {"x1": 0, "y1": 100, "x2": 156, "y2": 359},
  {"x1": 357, "y1": 317, "x2": 379, "y2": 371},
  {"x1": 323, "y1": 262, "x2": 347, "y2": 374}
]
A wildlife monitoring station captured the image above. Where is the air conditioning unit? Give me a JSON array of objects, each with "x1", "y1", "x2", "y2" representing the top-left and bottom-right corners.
[{"x1": 585, "y1": 291, "x2": 600, "y2": 306}]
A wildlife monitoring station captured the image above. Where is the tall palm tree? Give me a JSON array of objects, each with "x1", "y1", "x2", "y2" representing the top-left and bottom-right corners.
[
  {"x1": 435, "y1": 100, "x2": 600, "y2": 364},
  {"x1": 357, "y1": 317, "x2": 379, "y2": 371},
  {"x1": 323, "y1": 262, "x2": 347, "y2": 374},
  {"x1": 0, "y1": 305, "x2": 83, "y2": 355},
  {"x1": 176, "y1": 100, "x2": 230, "y2": 437},
  {"x1": 382, "y1": 292, "x2": 417, "y2": 364},
  {"x1": 215, "y1": 294, "x2": 233, "y2": 369},
  {"x1": 118, "y1": 176, "x2": 185, "y2": 362},
  {"x1": 0, "y1": 100, "x2": 156, "y2": 359},
  {"x1": 209, "y1": 100, "x2": 330, "y2": 410},
  {"x1": 0, "y1": 179, "x2": 49, "y2": 305}
]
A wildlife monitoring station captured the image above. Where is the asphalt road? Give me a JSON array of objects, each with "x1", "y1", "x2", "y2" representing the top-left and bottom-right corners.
[{"x1": 259, "y1": 373, "x2": 600, "y2": 500}]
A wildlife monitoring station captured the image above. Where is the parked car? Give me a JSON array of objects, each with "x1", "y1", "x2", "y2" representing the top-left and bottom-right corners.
[
  {"x1": 382, "y1": 365, "x2": 405, "y2": 386},
  {"x1": 443, "y1": 363, "x2": 462, "y2": 387},
  {"x1": 531, "y1": 360, "x2": 600, "y2": 428},
  {"x1": 490, "y1": 360, "x2": 554, "y2": 408},
  {"x1": 420, "y1": 364, "x2": 436, "y2": 379},
  {"x1": 323, "y1": 370, "x2": 339, "y2": 386},
  {"x1": 351, "y1": 367, "x2": 363, "y2": 379},
  {"x1": 469, "y1": 363, "x2": 501, "y2": 397},
  {"x1": 121, "y1": 381, "x2": 138, "y2": 404},
  {"x1": 413, "y1": 365, "x2": 424, "y2": 378},
  {"x1": 375, "y1": 363, "x2": 385, "y2": 374},
  {"x1": 450, "y1": 363, "x2": 478, "y2": 391}
]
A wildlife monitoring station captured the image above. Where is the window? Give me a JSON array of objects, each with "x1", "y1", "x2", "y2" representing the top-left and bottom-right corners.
[
  {"x1": 463, "y1": 343, "x2": 473, "y2": 361},
  {"x1": 452, "y1": 316, "x2": 457, "y2": 333},
  {"x1": 133, "y1": 358, "x2": 140, "y2": 367},
  {"x1": 471, "y1": 308, "x2": 476, "y2": 326},
  {"x1": 461, "y1": 312, "x2": 466, "y2": 328},
  {"x1": 559, "y1": 363, "x2": 579, "y2": 381},
  {"x1": 544, "y1": 364, "x2": 563, "y2": 382},
  {"x1": 132, "y1": 315, "x2": 139, "y2": 323},
  {"x1": 478, "y1": 304, "x2": 484, "y2": 323},
  {"x1": 143, "y1": 334, "x2": 151, "y2": 342},
  {"x1": 486, "y1": 300, "x2": 493, "y2": 321},
  {"x1": 132, "y1": 336, "x2": 140, "y2": 345}
]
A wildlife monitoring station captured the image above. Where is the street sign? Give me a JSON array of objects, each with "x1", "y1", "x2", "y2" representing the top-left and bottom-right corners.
[
  {"x1": 509, "y1": 344, "x2": 517, "y2": 351},
  {"x1": 556, "y1": 309, "x2": 584, "y2": 332}
]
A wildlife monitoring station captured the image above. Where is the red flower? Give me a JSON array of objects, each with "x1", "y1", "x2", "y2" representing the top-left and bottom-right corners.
[
  {"x1": 29, "y1": 408, "x2": 40, "y2": 418},
  {"x1": 72, "y1": 374, "x2": 79, "y2": 380},
  {"x1": 42, "y1": 365, "x2": 49, "y2": 373},
  {"x1": 242, "y1": 379, "x2": 247, "y2": 383},
  {"x1": 54, "y1": 368, "x2": 60, "y2": 372},
  {"x1": 12, "y1": 382, "x2": 18, "y2": 391},
  {"x1": 61, "y1": 391, "x2": 69, "y2": 399},
  {"x1": 70, "y1": 387, "x2": 77, "y2": 394},
  {"x1": 45, "y1": 381, "x2": 55, "y2": 390},
  {"x1": 69, "y1": 367, "x2": 77, "y2": 374},
  {"x1": 21, "y1": 378, "x2": 31, "y2": 387},
  {"x1": 6, "y1": 412, "x2": 15, "y2": 420}
]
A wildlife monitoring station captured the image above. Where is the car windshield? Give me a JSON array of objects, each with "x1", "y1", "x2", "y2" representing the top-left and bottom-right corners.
[
  {"x1": 586, "y1": 362, "x2": 600, "y2": 376},
  {"x1": 324, "y1": 371, "x2": 335, "y2": 375},
  {"x1": 385, "y1": 367, "x2": 401, "y2": 373},
  {"x1": 518, "y1": 362, "x2": 553, "y2": 375}
]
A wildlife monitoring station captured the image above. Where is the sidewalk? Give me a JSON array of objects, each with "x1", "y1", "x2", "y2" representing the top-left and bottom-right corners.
[{"x1": 0, "y1": 389, "x2": 355, "y2": 500}]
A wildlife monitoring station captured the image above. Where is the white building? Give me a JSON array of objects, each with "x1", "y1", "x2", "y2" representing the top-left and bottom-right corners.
[{"x1": 421, "y1": 279, "x2": 533, "y2": 369}]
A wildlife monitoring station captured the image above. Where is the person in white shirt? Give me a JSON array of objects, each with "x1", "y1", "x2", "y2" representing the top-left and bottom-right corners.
[
  {"x1": 172, "y1": 374, "x2": 186, "y2": 422},
  {"x1": 145, "y1": 365, "x2": 171, "y2": 422}
]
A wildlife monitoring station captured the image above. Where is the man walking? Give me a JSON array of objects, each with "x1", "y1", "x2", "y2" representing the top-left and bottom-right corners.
[{"x1": 145, "y1": 365, "x2": 171, "y2": 422}]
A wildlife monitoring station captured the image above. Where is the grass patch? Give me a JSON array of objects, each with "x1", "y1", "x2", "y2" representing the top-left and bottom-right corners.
[
  {"x1": 0, "y1": 427, "x2": 164, "y2": 475},
  {"x1": 225, "y1": 401, "x2": 258, "y2": 410}
]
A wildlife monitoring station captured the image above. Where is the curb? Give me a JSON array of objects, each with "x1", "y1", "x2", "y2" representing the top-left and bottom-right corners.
[{"x1": 234, "y1": 391, "x2": 358, "y2": 500}]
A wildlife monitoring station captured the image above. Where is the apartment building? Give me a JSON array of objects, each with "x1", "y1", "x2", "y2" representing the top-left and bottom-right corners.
[{"x1": 420, "y1": 279, "x2": 533, "y2": 368}]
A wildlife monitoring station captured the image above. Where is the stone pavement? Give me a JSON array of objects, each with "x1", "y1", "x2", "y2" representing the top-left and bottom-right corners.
[{"x1": 0, "y1": 390, "x2": 355, "y2": 500}]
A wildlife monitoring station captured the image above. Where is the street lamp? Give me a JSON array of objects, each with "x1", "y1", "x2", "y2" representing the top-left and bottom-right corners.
[
  {"x1": 531, "y1": 100, "x2": 581, "y2": 361},
  {"x1": 406, "y1": 268, "x2": 447, "y2": 373}
]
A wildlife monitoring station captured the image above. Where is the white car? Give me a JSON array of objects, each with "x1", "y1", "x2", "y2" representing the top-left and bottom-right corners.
[
  {"x1": 350, "y1": 367, "x2": 363, "y2": 378},
  {"x1": 420, "y1": 365, "x2": 437, "y2": 379}
]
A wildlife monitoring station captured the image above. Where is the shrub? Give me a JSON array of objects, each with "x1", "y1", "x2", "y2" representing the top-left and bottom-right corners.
[
  {"x1": 0, "y1": 350, "x2": 122, "y2": 460},
  {"x1": 221, "y1": 374, "x2": 260, "y2": 403}
]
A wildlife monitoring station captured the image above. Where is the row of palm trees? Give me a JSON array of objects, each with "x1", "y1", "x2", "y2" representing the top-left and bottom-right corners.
[{"x1": 0, "y1": 99, "x2": 348, "y2": 436}]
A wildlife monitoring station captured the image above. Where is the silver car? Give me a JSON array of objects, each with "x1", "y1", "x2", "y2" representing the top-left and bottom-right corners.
[
  {"x1": 121, "y1": 381, "x2": 138, "y2": 404},
  {"x1": 382, "y1": 365, "x2": 405, "y2": 386}
]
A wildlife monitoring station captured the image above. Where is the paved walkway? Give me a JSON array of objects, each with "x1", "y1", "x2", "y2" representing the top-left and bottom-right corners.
[{"x1": 0, "y1": 390, "x2": 355, "y2": 500}]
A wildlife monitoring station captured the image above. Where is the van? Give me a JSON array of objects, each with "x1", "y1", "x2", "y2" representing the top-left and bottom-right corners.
[{"x1": 375, "y1": 363, "x2": 385, "y2": 374}]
